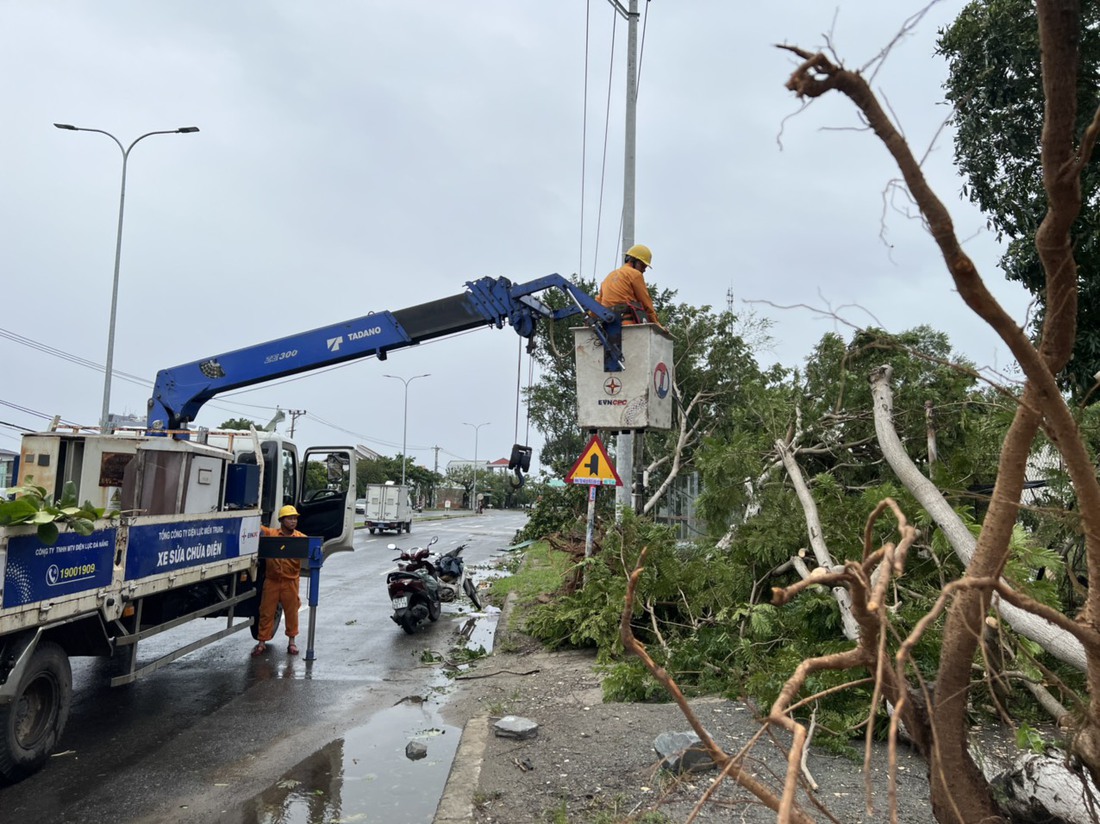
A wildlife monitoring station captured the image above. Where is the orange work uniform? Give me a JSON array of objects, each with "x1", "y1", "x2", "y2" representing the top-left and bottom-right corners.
[
  {"x1": 258, "y1": 525, "x2": 305, "y2": 642},
  {"x1": 596, "y1": 264, "x2": 660, "y2": 325}
]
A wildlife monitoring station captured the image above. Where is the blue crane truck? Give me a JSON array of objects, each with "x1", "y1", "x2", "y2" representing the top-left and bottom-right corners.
[{"x1": 0, "y1": 273, "x2": 626, "y2": 781}]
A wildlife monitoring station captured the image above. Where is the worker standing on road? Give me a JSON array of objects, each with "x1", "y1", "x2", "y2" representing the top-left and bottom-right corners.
[
  {"x1": 253, "y1": 505, "x2": 305, "y2": 657},
  {"x1": 596, "y1": 244, "x2": 667, "y2": 331}
]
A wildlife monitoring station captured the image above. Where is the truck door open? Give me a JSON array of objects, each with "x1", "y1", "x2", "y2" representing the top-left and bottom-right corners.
[{"x1": 298, "y1": 447, "x2": 357, "y2": 559}]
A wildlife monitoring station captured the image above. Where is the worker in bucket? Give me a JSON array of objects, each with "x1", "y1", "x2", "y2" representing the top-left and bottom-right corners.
[
  {"x1": 596, "y1": 243, "x2": 667, "y2": 331},
  {"x1": 253, "y1": 505, "x2": 305, "y2": 657}
]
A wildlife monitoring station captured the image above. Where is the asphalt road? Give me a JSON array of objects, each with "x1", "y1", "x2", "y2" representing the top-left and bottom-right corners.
[{"x1": 0, "y1": 509, "x2": 526, "y2": 824}]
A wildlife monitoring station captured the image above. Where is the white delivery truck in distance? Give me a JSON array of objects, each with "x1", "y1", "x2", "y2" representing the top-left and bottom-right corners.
[{"x1": 363, "y1": 482, "x2": 413, "y2": 534}]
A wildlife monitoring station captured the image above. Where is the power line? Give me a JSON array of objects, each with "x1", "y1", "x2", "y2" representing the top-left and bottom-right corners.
[
  {"x1": 0, "y1": 325, "x2": 295, "y2": 426},
  {"x1": 0, "y1": 399, "x2": 82, "y2": 429},
  {"x1": 0, "y1": 419, "x2": 36, "y2": 433},
  {"x1": 0, "y1": 326, "x2": 149, "y2": 388}
]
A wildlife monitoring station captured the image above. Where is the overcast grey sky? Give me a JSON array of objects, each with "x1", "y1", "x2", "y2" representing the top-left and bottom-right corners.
[{"x1": 0, "y1": 1, "x2": 1031, "y2": 475}]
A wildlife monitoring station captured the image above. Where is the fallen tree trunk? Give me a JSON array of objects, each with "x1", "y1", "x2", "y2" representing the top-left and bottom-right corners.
[
  {"x1": 988, "y1": 752, "x2": 1100, "y2": 824},
  {"x1": 775, "y1": 438, "x2": 860, "y2": 642},
  {"x1": 870, "y1": 364, "x2": 1087, "y2": 672}
]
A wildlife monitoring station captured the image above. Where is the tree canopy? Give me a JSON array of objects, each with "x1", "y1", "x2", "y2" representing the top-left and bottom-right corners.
[
  {"x1": 937, "y1": 0, "x2": 1100, "y2": 399},
  {"x1": 218, "y1": 417, "x2": 258, "y2": 430}
]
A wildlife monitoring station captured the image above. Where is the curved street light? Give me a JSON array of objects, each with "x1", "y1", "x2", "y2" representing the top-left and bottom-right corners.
[
  {"x1": 463, "y1": 421, "x2": 490, "y2": 513},
  {"x1": 383, "y1": 373, "x2": 430, "y2": 486},
  {"x1": 54, "y1": 123, "x2": 200, "y2": 432}
]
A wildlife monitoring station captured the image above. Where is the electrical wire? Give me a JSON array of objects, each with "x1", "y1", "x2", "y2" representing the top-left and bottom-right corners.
[
  {"x1": 514, "y1": 335, "x2": 522, "y2": 445},
  {"x1": 0, "y1": 326, "x2": 149, "y2": 388},
  {"x1": 583, "y1": 1, "x2": 653, "y2": 278},
  {"x1": 0, "y1": 399, "x2": 82, "y2": 429},
  {"x1": 303, "y1": 411, "x2": 407, "y2": 452},
  {"x1": 591, "y1": 6, "x2": 618, "y2": 280},
  {"x1": 0, "y1": 325, "x2": 285, "y2": 426},
  {"x1": 579, "y1": 0, "x2": 591, "y2": 277},
  {"x1": 526, "y1": 351, "x2": 535, "y2": 446},
  {"x1": 0, "y1": 418, "x2": 36, "y2": 433}
]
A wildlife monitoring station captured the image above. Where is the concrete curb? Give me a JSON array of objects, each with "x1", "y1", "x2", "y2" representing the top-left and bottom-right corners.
[
  {"x1": 433, "y1": 590, "x2": 520, "y2": 822},
  {"x1": 434, "y1": 716, "x2": 490, "y2": 823}
]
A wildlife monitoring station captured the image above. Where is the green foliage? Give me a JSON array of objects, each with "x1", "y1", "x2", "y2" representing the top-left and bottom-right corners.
[
  {"x1": 512, "y1": 264, "x2": 1084, "y2": 748},
  {"x1": 489, "y1": 540, "x2": 575, "y2": 605},
  {"x1": 218, "y1": 417, "x2": 258, "y2": 430},
  {"x1": 601, "y1": 658, "x2": 669, "y2": 703},
  {"x1": 0, "y1": 479, "x2": 118, "y2": 545},
  {"x1": 356, "y1": 454, "x2": 441, "y2": 505},
  {"x1": 516, "y1": 484, "x2": 591, "y2": 542},
  {"x1": 938, "y1": 0, "x2": 1100, "y2": 400},
  {"x1": 1001, "y1": 524, "x2": 1064, "y2": 608},
  {"x1": 1015, "y1": 723, "x2": 1047, "y2": 755},
  {"x1": 514, "y1": 318, "x2": 1087, "y2": 745},
  {"x1": 450, "y1": 644, "x2": 488, "y2": 663},
  {"x1": 698, "y1": 325, "x2": 981, "y2": 544}
]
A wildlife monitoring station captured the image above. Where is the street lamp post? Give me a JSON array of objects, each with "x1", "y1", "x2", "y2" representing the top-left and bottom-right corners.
[
  {"x1": 54, "y1": 123, "x2": 200, "y2": 432},
  {"x1": 383, "y1": 373, "x2": 430, "y2": 486},
  {"x1": 463, "y1": 421, "x2": 489, "y2": 513}
]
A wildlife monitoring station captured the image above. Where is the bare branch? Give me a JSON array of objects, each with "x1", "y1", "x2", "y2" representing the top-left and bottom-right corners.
[{"x1": 621, "y1": 547, "x2": 815, "y2": 823}]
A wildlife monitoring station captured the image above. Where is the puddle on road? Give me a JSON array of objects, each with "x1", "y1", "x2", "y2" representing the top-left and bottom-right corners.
[
  {"x1": 454, "y1": 608, "x2": 499, "y2": 655},
  {"x1": 241, "y1": 700, "x2": 459, "y2": 824},
  {"x1": 240, "y1": 601, "x2": 504, "y2": 824}
]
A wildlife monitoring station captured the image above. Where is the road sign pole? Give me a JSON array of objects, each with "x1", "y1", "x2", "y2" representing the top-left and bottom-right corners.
[
  {"x1": 583, "y1": 485, "x2": 598, "y2": 586},
  {"x1": 584, "y1": 485, "x2": 597, "y2": 562},
  {"x1": 564, "y1": 435, "x2": 622, "y2": 586}
]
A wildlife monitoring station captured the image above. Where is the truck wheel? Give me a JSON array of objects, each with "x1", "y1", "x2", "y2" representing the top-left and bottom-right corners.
[
  {"x1": 405, "y1": 522, "x2": 412, "y2": 534},
  {"x1": 0, "y1": 641, "x2": 72, "y2": 783},
  {"x1": 369, "y1": 528, "x2": 376, "y2": 535}
]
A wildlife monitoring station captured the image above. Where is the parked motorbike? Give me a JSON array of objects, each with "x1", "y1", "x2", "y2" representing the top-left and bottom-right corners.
[
  {"x1": 435, "y1": 541, "x2": 483, "y2": 611},
  {"x1": 387, "y1": 536, "x2": 443, "y2": 634},
  {"x1": 386, "y1": 537, "x2": 484, "y2": 634}
]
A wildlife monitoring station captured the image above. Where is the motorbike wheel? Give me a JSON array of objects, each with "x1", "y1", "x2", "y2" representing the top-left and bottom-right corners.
[
  {"x1": 428, "y1": 597, "x2": 441, "y2": 622},
  {"x1": 463, "y1": 577, "x2": 483, "y2": 611},
  {"x1": 399, "y1": 611, "x2": 419, "y2": 635}
]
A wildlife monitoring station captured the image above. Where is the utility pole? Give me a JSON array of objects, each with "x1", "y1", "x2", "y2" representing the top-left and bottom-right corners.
[
  {"x1": 431, "y1": 445, "x2": 441, "y2": 509},
  {"x1": 288, "y1": 409, "x2": 307, "y2": 438},
  {"x1": 613, "y1": 0, "x2": 641, "y2": 519}
]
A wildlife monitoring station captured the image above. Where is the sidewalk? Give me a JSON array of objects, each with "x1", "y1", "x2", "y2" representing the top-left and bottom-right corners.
[{"x1": 434, "y1": 595, "x2": 935, "y2": 823}]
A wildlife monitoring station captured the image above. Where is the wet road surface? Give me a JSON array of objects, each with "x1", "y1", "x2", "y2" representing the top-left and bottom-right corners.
[{"x1": 0, "y1": 509, "x2": 525, "y2": 824}]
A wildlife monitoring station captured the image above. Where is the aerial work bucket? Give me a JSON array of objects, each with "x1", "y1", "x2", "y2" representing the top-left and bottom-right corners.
[{"x1": 573, "y1": 324, "x2": 674, "y2": 432}]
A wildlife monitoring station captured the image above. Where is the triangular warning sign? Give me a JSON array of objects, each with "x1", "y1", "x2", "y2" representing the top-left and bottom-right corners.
[{"x1": 564, "y1": 435, "x2": 622, "y2": 486}]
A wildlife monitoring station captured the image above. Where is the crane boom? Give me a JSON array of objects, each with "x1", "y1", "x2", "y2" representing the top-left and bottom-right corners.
[{"x1": 147, "y1": 274, "x2": 623, "y2": 431}]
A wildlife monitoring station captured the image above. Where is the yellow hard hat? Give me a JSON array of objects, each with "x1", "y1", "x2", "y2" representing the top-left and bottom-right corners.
[
  {"x1": 624, "y1": 244, "x2": 653, "y2": 267},
  {"x1": 278, "y1": 505, "x2": 300, "y2": 519}
]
